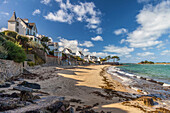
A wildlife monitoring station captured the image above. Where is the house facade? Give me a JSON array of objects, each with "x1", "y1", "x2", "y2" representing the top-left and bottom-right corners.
[
  {"x1": 8, "y1": 11, "x2": 39, "y2": 42},
  {"x1": 76, "y1": 51, "x2": 84, "y2": 59}
]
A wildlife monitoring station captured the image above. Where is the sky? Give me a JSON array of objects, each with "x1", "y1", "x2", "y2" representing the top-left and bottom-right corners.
[{"x1": 1, "y1": 0, "x2": 170, "y2": 63}]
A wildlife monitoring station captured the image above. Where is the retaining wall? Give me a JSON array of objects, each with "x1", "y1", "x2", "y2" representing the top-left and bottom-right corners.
[{"x1": 0, "y1": 59, "x2": 23, "y2": 80}]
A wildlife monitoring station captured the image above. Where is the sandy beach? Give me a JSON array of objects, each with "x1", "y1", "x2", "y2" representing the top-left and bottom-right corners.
[
  {"x1": 1, "y1": 64, "x2": 170, "y2": 112},
  {"x1": 25, "y1": 65, "x2": 144, "y2": 113}
]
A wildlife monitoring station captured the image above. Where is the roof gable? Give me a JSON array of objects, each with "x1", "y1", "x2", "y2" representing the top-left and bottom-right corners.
[{"x1": 8, "y1": 11, "x2": 16, "y2": 22}]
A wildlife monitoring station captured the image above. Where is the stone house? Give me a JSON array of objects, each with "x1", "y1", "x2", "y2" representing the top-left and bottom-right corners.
[{"x1": 8, "y1": 11, "x2": 40, "y2": 43}]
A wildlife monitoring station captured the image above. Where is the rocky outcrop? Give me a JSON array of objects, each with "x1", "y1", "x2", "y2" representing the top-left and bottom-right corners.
[{"x1": 17, "y1": 81, "x2": 41, "y2": 89}]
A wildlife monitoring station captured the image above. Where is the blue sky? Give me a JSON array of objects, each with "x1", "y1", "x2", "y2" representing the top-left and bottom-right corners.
[{"x1": 1, "y1": 0, "x2": 170, "y2": 63}]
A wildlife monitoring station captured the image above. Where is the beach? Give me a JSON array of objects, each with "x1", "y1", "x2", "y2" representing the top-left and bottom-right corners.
[
  {"x1": 30, "y1": 64, "x2": 144, "y2": 113},
  {"x1": 1, "y1": 64, "x2": 170, "y2": 112}
]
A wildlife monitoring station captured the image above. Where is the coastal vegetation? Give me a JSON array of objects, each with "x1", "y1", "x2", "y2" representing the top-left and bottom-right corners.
[
  {"x1": 0, "y1": 30, "x2": 45, "y2": 64},
  {"x1": 139, "y1": 60, "x2": 154, "y2": 64},
  {"x1": 0, "y1": 33, "x2": 26, "y2": 63},
  {"x1": 104, "y1": 55, "x2": 120, "y2": 63},
  {"x1": 111, "y1": 56, "x2": 120, "y2": 62}
]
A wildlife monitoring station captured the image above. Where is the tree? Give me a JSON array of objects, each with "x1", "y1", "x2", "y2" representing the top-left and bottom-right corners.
[
  {"x1": 101, "y1": 58, "x2": 107, "y2": 62},
  {"x1": 41, "y1": 37, "x2": 50, "y2": 42},
  {"x1": 105, "y1": 55, "x2": 111, "y2": 62},
  {"x1": 111, "y1": 56, "x2": 120, "y2": 62}
]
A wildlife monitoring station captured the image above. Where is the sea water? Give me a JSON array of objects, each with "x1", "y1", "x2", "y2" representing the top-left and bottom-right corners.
[{"x1": 117, "y1": 64, "x2": 170, "y2": 85}]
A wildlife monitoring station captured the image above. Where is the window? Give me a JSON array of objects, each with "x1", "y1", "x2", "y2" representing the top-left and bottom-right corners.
[
  {"x1": 33, "y1": 32, "x2": 35, "y2": 36},
  {"x1": 16, "y1": 22, "x2": 19, "y2": 26},
  {"x1": 27, "y1": 29, "x2": 29, "y2": 35},
  {"x1": 16, "y1": 28, "x2": 19, "y2": 33}
]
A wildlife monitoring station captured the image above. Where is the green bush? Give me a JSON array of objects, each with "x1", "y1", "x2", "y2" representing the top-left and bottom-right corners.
[
  {"x1": 17, "y1": 35, "x2": 29, "y2": 42},
  {"x1": 27, "y1": 61, "x2": 35, "y2": 66},
  {"x1": 0, "y1": 35, "x2": 6, "y2": 42},
  {"x1": 16, "y1": 35, "x2": 29, "y2": 48},
  {"x1": 34, "y1": 54, "x2": 45, "y2": 65},
  {"x1": 4, "y1": 30, "x2": 17, "y2": 39},
  {"x1": 28, "y1": 41, "x2": 43, "y2": 49},
  {"x1": 0, "y1": 34, "x2": 15, "y2": 43},
  {"x1": 4, "y1": 41, "x2": 26, "y2": 63},
  {"x1": 0, "y1": 42, "x2": 8, "y2": 59}
]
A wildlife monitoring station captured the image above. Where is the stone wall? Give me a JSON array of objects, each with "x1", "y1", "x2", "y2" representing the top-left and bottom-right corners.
[
  {"x1": 0, "y1": 59, "x2": 23, "y2": 80},
  {"x1": 26, "y1": 54, "x2": 35, "y2": 63},
  {"x1": 46, "y1": 55, "x2": 61, "y2": 65}
]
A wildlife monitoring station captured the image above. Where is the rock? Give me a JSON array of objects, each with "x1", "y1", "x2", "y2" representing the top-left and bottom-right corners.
[
  {"x1": 18, "y1": 81, "x2": 41, "y2": 89},
  {"x1": 47, "y1": 101, "x2": 63, "y2": 112},
  {"x1": 13, "y1": 86, "x2": 33, "y2": 92},
  {"x1": 157, "y1": 81, "x2": 164, "y2": 85},
  {"x1": 93, "y1": 103, "x2": 99, "y2": 107},
  {"x1": 11, "y1": 92, "x2": 20, "y2": 98},
  {"x1": 76, "y1": 106, "x2": 82, "y2": 111},
  {"x1": 0, "y1": 82, "x2": 11, "y2": 88},
  {"x1": 20, "y1": 91, "x2": 34, "y2": 101},
  {"x1": 147, "y1": 79, "x2": 157, "y2": 84},
  {"x1": 69, "y1": 99, "x2": 82, "y2": 103},
  {"x1": 140, "y1": 77, "x2": 146, "y2": 80},
  {"x1": 143, "y1": 97, "x2": 154, "y2": 107}
]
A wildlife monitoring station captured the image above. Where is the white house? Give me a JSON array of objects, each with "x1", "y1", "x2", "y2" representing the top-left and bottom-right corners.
[
  {"x1": 62, "y1": 48, "x2": 73, "y2": 55},
  {"x1": 84, "y1": 55, "x2": 91, "y2": 62},
  {"x1": 8, "y1": 11, "x2": 39, "y2": 43},
  {"x1": 76, "y1": 51, "x2": 84, "y2": 59}
]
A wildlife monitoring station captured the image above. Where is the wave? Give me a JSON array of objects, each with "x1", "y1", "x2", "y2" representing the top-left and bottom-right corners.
[{"x1": 107, "y1": 66, "x2": 170, "y2": 87}]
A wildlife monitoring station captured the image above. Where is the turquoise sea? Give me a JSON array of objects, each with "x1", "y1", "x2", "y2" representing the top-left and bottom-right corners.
[{"x1": 117, "y1": 64, "x2": 170, "y2": 84}]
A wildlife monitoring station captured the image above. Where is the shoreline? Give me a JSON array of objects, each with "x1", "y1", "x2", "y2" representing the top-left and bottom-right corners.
[
  {"x1": 0, "y1": 64, "x2": 169, "y2": 112},
  {"x1": 107, "y1": 66, "x2": 170, "y2": 111},
  {"x1": 114, "y1": 64, "x2": 170, "y2": 86}
]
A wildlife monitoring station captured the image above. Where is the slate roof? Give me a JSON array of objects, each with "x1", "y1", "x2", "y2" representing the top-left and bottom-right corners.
[{"x1": 8, "y1": 11, "x2": 16, "y2": 22}]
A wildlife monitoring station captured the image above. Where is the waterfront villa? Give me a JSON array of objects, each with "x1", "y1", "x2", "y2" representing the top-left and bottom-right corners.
[
  {"x1": 76, "y1": 51, "x2": 84, "y2": 59},
  {"x1": 8, "y1": 11, "x2": 40, "y2": 43}
]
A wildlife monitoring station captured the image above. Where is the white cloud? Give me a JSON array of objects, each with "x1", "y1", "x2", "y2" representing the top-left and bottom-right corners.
[
  {"x1": 103, "y1": 45, "x2": 134, "y2": 55},
  {"x1": 0, "y1": 27, "x2": 7, "y2": 32},
  {"x1": 79, "y1": 41, "x2": 94, "y2": 47},
  {"x1": 45, "y1": 0, "x2": 102, "y2": 33},
  {"x1": 96, "y1": 28, "x2": 102, "y2": 34},
  {"x1": 89, "y1": 52, "x2": 117, "y2": 57},
  {"x1": 58, "y1": 38, "x2": 80, "y2": 52},
  {"x1": 91, "y1": 36, "x2": 103, "y2": 41},
  {"x1": 114, "y1": 28, "x2": 128, "y2": 35},
  {"x1": 137, "y1": 52, "x2": 154, "y2": 57},
  {"x1": 0, "y1": 12, "x2": 9, "y2": 16},
  {"x1": 32, "y1": 9, "x2": 41, "y2": 16},
  {"x1": 161, "y1": 50, "x2": 170, "y2": 55},
  {"x1": 123, "y1": 1, "x2": 170, "y2": 48},
  {"x1": 44, "y1": 10, "x2": 73, "y2": 24},
  {"x1": 41, "y1": 0, "x2": 50, "y2": 5}
]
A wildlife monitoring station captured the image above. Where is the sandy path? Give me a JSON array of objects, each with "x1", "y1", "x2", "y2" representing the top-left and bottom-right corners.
[{"x1": 31, "y1": 65, "x2": 144, "y2": 113}]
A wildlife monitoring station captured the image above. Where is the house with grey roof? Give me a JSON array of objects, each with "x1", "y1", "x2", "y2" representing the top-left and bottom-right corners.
[{"x1": 8, "y1": 11, "x2": 39, "y2": 43}]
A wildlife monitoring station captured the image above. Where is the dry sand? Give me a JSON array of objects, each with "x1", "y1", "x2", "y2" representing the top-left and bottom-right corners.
[{"x1": 28, "y1": 65, "x2": 144, "y2": 113}]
